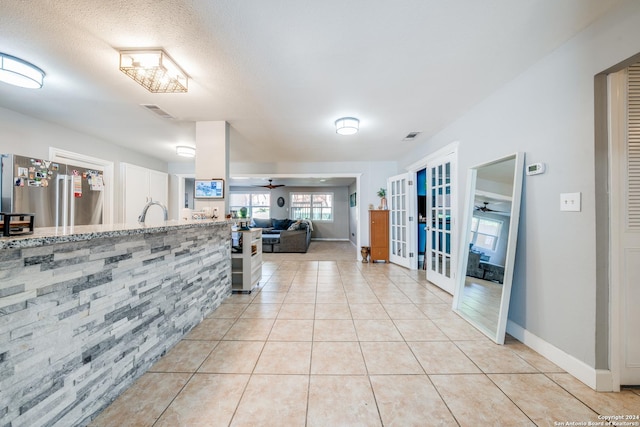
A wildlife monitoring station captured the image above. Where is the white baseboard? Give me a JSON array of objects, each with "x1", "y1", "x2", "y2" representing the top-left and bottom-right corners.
[{"x1": 506, "y1": 320, "x2": 613, "y2": 391}]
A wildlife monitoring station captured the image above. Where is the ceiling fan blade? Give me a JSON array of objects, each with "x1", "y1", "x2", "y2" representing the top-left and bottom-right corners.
[{"x1": 254, "y1": 179, "x2": 285, "y2": 189}]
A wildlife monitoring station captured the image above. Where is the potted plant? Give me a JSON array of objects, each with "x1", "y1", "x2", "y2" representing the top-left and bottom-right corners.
[{"x1": 377, "y1": 188, "x2": 387, "y2": 209}]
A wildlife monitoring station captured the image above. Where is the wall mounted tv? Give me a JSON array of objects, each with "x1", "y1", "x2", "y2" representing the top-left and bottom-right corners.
[{"x1": 194, "y1": 178, "x2": 224, "y2": 199}]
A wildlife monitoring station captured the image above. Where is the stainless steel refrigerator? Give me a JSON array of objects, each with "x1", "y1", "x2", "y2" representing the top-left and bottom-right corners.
[{"x1": 1, "y1": 154, "x2": 104, "y2": 228}]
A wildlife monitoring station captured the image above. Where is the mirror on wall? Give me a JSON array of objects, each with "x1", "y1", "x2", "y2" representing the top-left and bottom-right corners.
[{"x1": 453, "y1": 152, "x2": 524, "y2": 344}]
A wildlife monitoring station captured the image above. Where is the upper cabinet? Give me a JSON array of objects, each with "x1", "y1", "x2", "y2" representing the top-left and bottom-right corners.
[{"x1": 121, "y1": 163, "x2": 168, "y2": 224}]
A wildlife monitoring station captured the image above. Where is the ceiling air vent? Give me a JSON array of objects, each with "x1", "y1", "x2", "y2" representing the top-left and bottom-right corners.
[
  {"x1": 141, "y1": 104, "x2": 174, "y2": 119},
  {"x1": 403, "y1": 131, "x2": 421, "y2": 141}
]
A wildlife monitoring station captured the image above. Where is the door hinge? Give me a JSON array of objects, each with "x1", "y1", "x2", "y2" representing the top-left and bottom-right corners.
[
  {"x1": 408, "y1": 180, "x2": 414, "y2": 186},
  {"x1": 409, "y1": 252, "x2": 414, "y2": 257},
  {"x1": 408, "y1": 216, "x2": 414, "y2": 221}
]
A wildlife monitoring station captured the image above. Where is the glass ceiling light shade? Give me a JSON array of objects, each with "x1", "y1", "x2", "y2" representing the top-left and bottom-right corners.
[
  {"x1": 0, "y1": 53, "x2": 45, "y2": 89},
  {"x1": 176, "y1": 146, "x2": 196, "y2": 157},
  {"x1": 119, "y1": 50, "x2": 188, "y2": 93},
  {"x1": 335, "y1": 117, "x2": 359, "y2": 135}
]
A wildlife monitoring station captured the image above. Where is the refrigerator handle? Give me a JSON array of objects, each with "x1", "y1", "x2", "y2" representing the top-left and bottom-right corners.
[
  {"x1": 56, "y1": 175, "x2": 61, "y2": 226},
  {"x1": 57, "y1": 175, "x2": 69, "y2": 227},
  {"x1": 69, "y1": 176, "x2": 75, "y2": 227}
]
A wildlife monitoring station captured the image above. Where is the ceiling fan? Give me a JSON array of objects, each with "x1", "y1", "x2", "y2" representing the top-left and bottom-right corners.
[
  {"x1": 475, "y1": 201, "x2": 508, "y2": 214},
  {"x1": 256, "y1": 179, "x2": 285, "y2": 189}
]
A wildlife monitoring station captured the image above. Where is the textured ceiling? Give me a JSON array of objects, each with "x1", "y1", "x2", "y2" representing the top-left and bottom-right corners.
[{"x1": 0, "y1": 0, "x2": 621, "y2": 164}]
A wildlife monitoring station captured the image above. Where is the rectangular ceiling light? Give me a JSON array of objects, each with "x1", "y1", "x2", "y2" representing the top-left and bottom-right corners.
[{"x1": 119, "y1": 49, "x2": 188, "y2": 93}]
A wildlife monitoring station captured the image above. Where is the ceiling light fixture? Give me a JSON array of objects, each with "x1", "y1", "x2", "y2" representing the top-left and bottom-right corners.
[
  {"x1": 119, "y1": 49, "x2": 188, "y2": 93},
  {"x1": 335, "y1": 117, "x2": 359, "y2": 135},
  {"x1": 176, "y1": 146, "x2": 196, "y2": 157},
  {"x1": 0, "y1": 53, "x2": 45, "y2": 89}
]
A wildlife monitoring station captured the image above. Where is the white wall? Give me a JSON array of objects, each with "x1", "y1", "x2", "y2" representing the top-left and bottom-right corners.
[
  {"x1": 0, "y1": 107, "x2": 168, "y2": 222},
  {"x1": 398, "y1": 0, "x2": 640, "y2": 371}
]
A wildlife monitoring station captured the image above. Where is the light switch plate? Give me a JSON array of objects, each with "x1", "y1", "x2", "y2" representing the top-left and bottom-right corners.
[{"x1": 560, "y1": 192, "x2": 581, "y2": 212}]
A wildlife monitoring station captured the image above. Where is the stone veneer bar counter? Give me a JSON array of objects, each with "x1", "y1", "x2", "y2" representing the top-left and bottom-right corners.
[{"x1": 0, "y1": 220, "x2": 232, "y2": 426}]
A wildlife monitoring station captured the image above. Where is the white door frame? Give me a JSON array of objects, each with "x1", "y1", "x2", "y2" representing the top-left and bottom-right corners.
[
  {"x1": 176, "y1": 173, "x2": 196, "y2": 217},
  {"x1": 406, "y1": 142, "x2": 459, "y2": 293}
]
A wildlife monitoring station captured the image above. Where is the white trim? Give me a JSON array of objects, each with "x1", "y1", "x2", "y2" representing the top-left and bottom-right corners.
[
  {"x1": 175, "y1": 173, "x2": 196, "y2": 218},
  {"x1": 506, "y1": 320, "x2": 613, "y2": 391},
  {"x1": 48, "y1": 147, "x2": 114, "y2": 224},
  {"x1": 405, "y1": 141, "x2": 460, "y2": 173},
  {"x1": 608, "y1": 69, "x2": 626, "y2": 391}
]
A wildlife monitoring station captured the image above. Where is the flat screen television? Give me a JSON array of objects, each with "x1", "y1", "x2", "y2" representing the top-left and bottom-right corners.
[{"x1": 194, "y1": 178, "x2": 224, "y2": 199}]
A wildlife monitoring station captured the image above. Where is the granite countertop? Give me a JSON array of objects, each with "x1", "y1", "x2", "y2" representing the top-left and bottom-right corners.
[{"x1": 0, "y1": 219, "x2": 233, "y2": 249}]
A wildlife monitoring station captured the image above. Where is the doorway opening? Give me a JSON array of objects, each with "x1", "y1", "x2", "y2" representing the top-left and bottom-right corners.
[
  {"x1": 405, "y1": 142, "x2": 458, "y2": 293},
  {"x1": 417, "y1": 168, "x2": 427, "y2": 269}
]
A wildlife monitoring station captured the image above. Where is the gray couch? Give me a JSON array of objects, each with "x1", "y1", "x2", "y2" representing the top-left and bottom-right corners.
[
  {"x1": 252, "y1": 218, "x2": 312, "y2": 253},
  {"x1": 466, "y1": 249, "x2": 505, "y2": 284}
]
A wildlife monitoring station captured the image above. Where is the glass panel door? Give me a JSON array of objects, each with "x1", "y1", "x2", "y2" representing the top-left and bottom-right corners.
[
  {"x1": 426, "y1": 153, "x2": 456, "y2": 293},
  {"x1": 388, "y1": 173, "x2": 411, "y2": 268}
]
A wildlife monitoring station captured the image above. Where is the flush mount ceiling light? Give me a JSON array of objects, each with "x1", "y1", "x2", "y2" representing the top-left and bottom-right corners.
[
  {"x1": 176, "y1": 146, "x2": 195, "y2": 157},
  {"x1": 119, "y1": 49, "x2": 188, "y2": 93},
  {"x1": 335, "y1": 117, "x2": 359, "y2": 135},
  {"x1": 0, "y1": 53, "x2": 45, "y2": 89}
]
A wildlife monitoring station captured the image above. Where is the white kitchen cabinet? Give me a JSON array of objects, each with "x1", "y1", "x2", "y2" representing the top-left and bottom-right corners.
[{"x1": 121, "y1": 163, "x2": 168, "y2": 224}]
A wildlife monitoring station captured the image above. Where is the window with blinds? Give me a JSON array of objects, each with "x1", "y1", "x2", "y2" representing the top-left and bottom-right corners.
[{"x1": 628, "y1": 63, "x2": 640, "y2": 228}]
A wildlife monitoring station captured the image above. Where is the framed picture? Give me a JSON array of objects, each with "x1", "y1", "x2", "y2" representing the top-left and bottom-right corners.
[
  {"x1": 195, "y1": 178, "x2": 224, "y2": 199},
  {"x1": 349, "y1": 192, "x2": 357, "y2": 207}
]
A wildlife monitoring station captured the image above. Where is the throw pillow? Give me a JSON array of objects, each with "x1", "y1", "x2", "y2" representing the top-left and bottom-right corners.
[
  {"x1": 272, "y1": 218, "x2": 291, "y2": 230},
  {"x1": 253, "y1": 218, "x2": 273, "y2": 228},
  {"x1": 287, "y1": 220, "x2": 302, "y2": 231}
]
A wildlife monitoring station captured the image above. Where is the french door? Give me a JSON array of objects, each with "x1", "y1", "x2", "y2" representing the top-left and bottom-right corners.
[
  {"x1": 388, "y1": 173, "x2": 413, "y2": 268},
  {"x1": 426, "y1": 152, "x2": 456, "y2": 293}
]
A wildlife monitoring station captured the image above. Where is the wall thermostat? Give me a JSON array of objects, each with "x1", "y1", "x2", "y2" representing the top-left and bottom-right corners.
[{"x1": 526, "y1": 162, "x2": 546, "y2": 176}]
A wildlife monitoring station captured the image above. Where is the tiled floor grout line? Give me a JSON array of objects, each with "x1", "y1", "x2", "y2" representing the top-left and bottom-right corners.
[
  {"x1": 541, "y1": 372, "x2": 607, "y2": 419},
  {"x1": 92, "y1": 250, "x2": 639, "y2": 426}
]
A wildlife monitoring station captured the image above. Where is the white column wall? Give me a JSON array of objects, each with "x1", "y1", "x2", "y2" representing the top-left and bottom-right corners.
[{"x1": 195, "y1": 121, "x2": 230, "y2": 216}]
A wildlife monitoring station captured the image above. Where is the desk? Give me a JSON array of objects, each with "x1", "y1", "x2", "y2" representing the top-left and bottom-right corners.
[{"x1": 0, "y1": 212, "x2": 35, "y2": 236}]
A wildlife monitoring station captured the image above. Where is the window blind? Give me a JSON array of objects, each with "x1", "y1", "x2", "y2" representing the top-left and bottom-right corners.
[{"x1": 628, "y1": 63, "x2": 640, "y2": 228}]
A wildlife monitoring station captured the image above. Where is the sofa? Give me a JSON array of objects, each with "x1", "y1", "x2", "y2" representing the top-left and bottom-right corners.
[{"x1": 251, "y1": 218, "x2": 312, "y2": 253}]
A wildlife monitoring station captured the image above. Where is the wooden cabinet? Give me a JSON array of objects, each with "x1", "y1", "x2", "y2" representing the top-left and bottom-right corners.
[
  {"x1": 369, "y1": 210, "x2": 389, "y2": 262},
  {"x1": 231, "y1": 228, "x2": 263, "y2": 293}
]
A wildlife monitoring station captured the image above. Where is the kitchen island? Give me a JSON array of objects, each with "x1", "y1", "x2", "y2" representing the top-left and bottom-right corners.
[{"x1": 0, "y1": 219, "x2": 232, "y2": 426}]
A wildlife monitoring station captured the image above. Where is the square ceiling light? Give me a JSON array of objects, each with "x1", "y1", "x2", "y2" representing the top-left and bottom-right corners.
[{"x1": 119, "y1": 50, "x2": 188, "y2": 93}]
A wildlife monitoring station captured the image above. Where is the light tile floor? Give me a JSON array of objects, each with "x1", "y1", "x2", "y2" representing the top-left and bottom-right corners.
[{"x1": 90, "y1": 242, "x2": 640, "y2": 427}]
